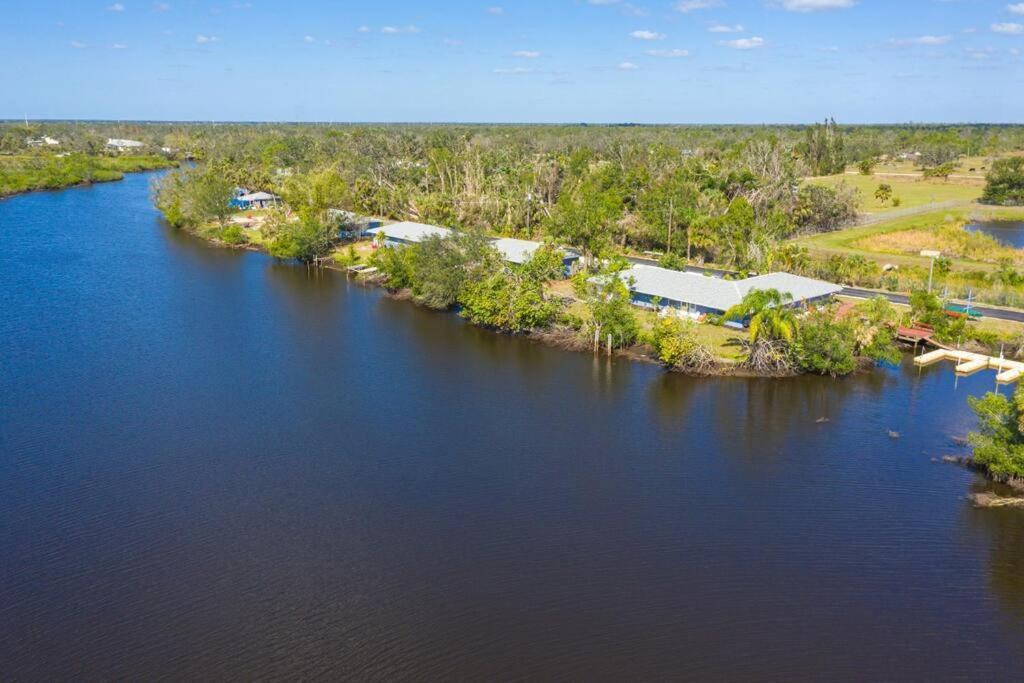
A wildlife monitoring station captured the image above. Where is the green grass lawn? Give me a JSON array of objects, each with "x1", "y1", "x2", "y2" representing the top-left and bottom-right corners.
[{"x1": 803, "y1": 173, "x2": 983, "y2": 214}]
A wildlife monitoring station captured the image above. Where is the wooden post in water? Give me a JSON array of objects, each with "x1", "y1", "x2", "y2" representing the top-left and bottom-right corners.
[
  {"x1": 593, "y1": 328, "x2": 600, "y2": 354},
  {"x1": 606, "y1": 333, "x2": 612, "y2": 356}
]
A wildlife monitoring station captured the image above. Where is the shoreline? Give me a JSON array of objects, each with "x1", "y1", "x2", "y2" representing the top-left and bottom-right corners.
[{"x1": 0, "y1": 159, "x2": 177, "y2": 201}]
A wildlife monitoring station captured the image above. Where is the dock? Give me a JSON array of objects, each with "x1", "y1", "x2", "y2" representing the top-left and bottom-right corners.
[{"x1": 913, "y1": 348, "x2": 1024, "y2": 384}]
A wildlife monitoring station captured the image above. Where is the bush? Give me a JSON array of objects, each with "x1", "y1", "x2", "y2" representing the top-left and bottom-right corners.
[
  {"x1": 968, "y1": 388, "x2": 1024, "y2": 482},
  {"x1": 220, "y1": 225, "x2": 246, "y2": 245},
  {"x1": 793, "y1": 312, "x2": 856, "y2": 376}
]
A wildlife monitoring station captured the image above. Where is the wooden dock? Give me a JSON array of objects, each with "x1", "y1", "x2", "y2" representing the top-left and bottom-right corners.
[{"x1": 913, "y1": 348, "x2": 1023, "y2": 384}]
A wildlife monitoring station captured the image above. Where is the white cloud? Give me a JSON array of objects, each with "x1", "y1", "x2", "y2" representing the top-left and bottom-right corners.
[
  {"x1": 356, "y1": 26, "x2": 370, "y2": 33},
  {"x1": 889, "y1": 35, "x2": 952, "y2": 45},
  {"x1": 721, "y1": 36, "x2": 765, "y2": 49},
  {"x1": 111, "y1": 43, "x2": 128, "y2": 49},
  {"x1": 617, "y1": 61, "x2": 639, "y2": 69},
  {"x1": 486, "y1": 6, "x2": 504, "y2": 14},
  {"x1": 70, "y1": 40, "x2": 88, "y2": 48},
  {"x1": 675, "y1": 0, "x2": 721, "y2": 11},
  {"x1": 780, "y1": 0, "x2": 855, "y2": 11},
  {"x1": 107, "y1": 3, "x2": 125, "y2": 11},
  {"x1": 708, "y1": 23, "x2": 744, "y2": 32},
  {"x1": 303, "y1": 35, "x2": 316, "y2": 43},
  {"x1": 646, "y1": 48, "x2": 690, "y2": 57},
  {"x1": 152, "y1": 2, "x2": 170, "y2": 11},
  {"x1": 442, "y1": 37, "x2": 463, "y2": 46},
  {"x1": 512, "y1": 50, "x2": 541, "y2": 58},
  {"x1": 381, "y1": 25, "x2": 421, "y2": 34},
  {"x1": 195, "y1": 34, "x2": 218, "y2": 44},
  {"x1": 1009, "y1": 4, "x2": 1024, "y2": 15},
  {"x1": 588, "y1": 0, "x2": 621, "y2": 4},
  {"x1": 630, "y1": 29, "x2": 665, "y2": 40},
  {"x1": 992, "y1": 22, "x2": 1024, "y2": 34},
  {"x1": 494, "y1": 66, "x2": 533, "y2": 74}
]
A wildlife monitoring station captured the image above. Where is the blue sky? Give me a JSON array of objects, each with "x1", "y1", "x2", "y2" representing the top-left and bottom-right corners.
[{"x1": 4, "y1": 0, "x2": 1024, "y2": 123}]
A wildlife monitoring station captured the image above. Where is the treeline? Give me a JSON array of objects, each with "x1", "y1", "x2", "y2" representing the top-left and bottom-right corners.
[{"x1": 0, "y1": 154, "x2": 174, "y2": 197}]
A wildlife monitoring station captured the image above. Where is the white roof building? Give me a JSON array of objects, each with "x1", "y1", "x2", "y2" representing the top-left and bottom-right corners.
[
  {"x1": 618, "y1": 264, "x2": 842, "y2": 315},
  {"x1": 367, "y1": 221, "x2": 453, "y2": 244},
  {"x1": 490, "y1": 237, "x2": 580, "y2": 265},
  {"x1": 106, "y1": 138, "x2": 144, "y2": 150}
]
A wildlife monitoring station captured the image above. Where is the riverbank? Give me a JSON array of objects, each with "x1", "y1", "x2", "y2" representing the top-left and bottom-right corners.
[{"x1": 0, "y1": 154, "x2": 176, "y2": 198}]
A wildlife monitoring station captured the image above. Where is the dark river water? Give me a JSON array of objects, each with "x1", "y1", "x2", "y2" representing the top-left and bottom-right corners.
[
  {"x1": 967, "y1": 220, "x2": 1024, "y2": 249},
  {"x1": 2, "y1": 172, "x2": 1024, "y2": 680}
]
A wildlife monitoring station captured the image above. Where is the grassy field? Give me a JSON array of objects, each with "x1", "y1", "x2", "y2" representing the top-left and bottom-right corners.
[
  {"x1": 804, "y1": 172, "x2": 983, "y2": 214},
  {"x1": 793, "y1": 206, "x2": 1024, "y2": 272}
]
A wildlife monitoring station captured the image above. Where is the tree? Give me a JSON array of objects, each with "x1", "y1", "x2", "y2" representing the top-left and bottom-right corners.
[
  {"x1": 968, "y1": 386, "x2": 1024, "y2": 483},
  {"x1": 793, "y1": 312, "x2": 856, "y2": 376},
  {"x1": 546, "y1": 165, "x2": 624, "y2": 267},
  {"x1": 723, "y1": 288, "x2": 798, "y2": 373},
  {"x1": 874, "y1": 183, "x2": 893, "y2": 206},
  {"x1": 573, "y1": 260, "x2": 639, "y2": 349},
  {"x1": 459, "y1": 249, "x2": 560, "y2": 332},
  {"x1": 723, "y1": 288, "x2": 798, "y2": 344},
  {"x1": 922, "y1": 163, "x2": 955, "y2": 181},
  {"x1": 982, "y1": 157, "x2": 1024, "y2": 206},
  {"x1": 857, "y1": 158, "x2": 877, "y2": 175},
  {"x1": 793, "y1": 183, "x2": 859, "y2": 234}
]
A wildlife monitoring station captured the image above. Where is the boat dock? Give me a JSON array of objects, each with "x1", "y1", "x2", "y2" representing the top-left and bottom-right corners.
[{"x1": 913, "y1": 348, "x2": 1024, "y2": 384}]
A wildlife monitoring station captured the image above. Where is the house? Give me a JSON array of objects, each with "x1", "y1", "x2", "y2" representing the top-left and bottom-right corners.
[
  {"x1": 231, "y1": 191, "x2": 280, "y2": 210},
  {"x1": 616, "y1": 264, "x2": 842, "y2": 319},
  {"x1": 327, "y1": 209, "x2": 383, "y2": 238},
  {"x1": 490, "y1": 237, "x2": 581, "y2": 276},
  {"x1": 26, "y1": 136, "x2": 60, "y2": 147},
  {"x1": 366, "y1": 221, "x2": 453, "y2": 247},
  {"x1": 106, "y1": 138, "x2": 145, "y2": 151}
]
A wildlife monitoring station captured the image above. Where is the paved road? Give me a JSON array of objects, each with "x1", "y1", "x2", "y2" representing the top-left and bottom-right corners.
[{"x1": 625, "y1": 254, "x2": 1024, "y2": 323}]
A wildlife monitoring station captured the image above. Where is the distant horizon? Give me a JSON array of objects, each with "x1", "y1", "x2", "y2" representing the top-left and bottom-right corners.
[{"x1": 6, "y1": 119, "x2": 1024, "y2": 127}]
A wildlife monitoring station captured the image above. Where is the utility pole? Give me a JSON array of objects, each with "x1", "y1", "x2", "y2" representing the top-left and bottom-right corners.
[
  {"x1": 667, "y1": 198, "x2": 674, "y2": 254},
  {"x1": 921, "y1": 249, "x2": 941, "y2": 293}
]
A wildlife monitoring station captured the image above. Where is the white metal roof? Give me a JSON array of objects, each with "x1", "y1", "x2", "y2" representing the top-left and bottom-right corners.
[
  {"x1": 366, "y1": 221, "x2": 453, "y2": 243},
  {"x1": 238, "y1": 191, "x2": 278, "y2": 201},
  {"x1": 106, "y1": 138, "x2": 143, "y2": 147},
  {"x1": 619, "y1": 264, "x2": 841, "y2": 313}
]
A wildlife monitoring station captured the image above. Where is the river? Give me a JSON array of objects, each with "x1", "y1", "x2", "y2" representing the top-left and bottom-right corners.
[
  {"x1": 967, "y1": 220, "x2": 1024, "y2": 249},
  {"x1": 2, "y1": 172, "x2": 1023, "y2": 679}
]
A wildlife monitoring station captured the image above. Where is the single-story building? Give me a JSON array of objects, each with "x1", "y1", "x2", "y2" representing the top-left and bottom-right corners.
[
  {"x1": 106, "y1": 138, "x2": 144, "y2": 151},
  {"x1": 327, "y1": 209, "x2": 383, "y2": 238},
  {"x1": 366, "y1": 221, "x2": 453, "y2": 247},
  {"x1": 26, "y1": 136, "x2": 60, "y2": 147},
  {"x1": 617, "y1": 264, "x2": 842, "y2": 318},
  {"x1": 231, "y1": 191, "x2": 281, "y2": 210},
  {"x1": 490, "y1": 237, "x2": 581, "y2": 276}
]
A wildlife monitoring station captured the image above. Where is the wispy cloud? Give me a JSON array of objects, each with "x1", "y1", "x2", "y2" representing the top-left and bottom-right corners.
[
  {"x1": 720, "y1": 36, "x2": 765, "y2": 49},
  {"x1": 107, "y1": 3, "x2": 125, "y2": 11},
  {"x1": 381, "y1": 25, "x2": 421, "y2": 34},
  {"x1": 708, "y1": 23, "x2": 744, "y2": 33},
  {"x1": 111, "y1": 43, "x2": 128, "y2": 49},
  {"x1": 992, "y1": 22, "x2": 1024, "y2": 34},
  {"x1": 152, "y1": 2, "x2": 170, "y2": 11},
  {"x1": 617, "y1": 61, "x2": 639, "y2": 70},
  {"x1": 195, "y1": 34, "x2": 218, "y2": 44},
  {"x1": 630, "y1": 29, "x2": 665, "y2": 40},
  {"x1": 1009, "y1": 3, "x2": 1024, "y2": 15},
  {"x1": 889, "y1": 34, "x2": 952, "y2": 45},
  {"x1": 494, "y1": 66, "x2": 533, "y2": 74},
  {"x1": 356, "y1": 26, "x2": 370, "y2": 33},
  {"x1": 442, "y1": 37, "x2": 463, "y2": 46},
  {"x1": 646, "y1": 48, "x2": 690, "y2": 57},
  {"x1": 486, "y1": 6, "x2": 504, "y2": 14},
  {"x1": 70, "y1": 40, "x2": 88, "y2": 48},
  {"x1": 303, "y1": 35, "x2": 316, "y2": 43},
  {"x1": 512, "y1": 50, "x2": 541, "y2": 58},
  {"x1": 779, "y1": 0, "x2": 855, "y2": 11},
  {"x1": 675, "y1": 0, "x2": 721, "y2": 11}
]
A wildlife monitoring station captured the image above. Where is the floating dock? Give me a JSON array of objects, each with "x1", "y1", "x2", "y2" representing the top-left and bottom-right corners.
[{"x1": 913, "y1": 348, "x2": 1023, "y2": 384}]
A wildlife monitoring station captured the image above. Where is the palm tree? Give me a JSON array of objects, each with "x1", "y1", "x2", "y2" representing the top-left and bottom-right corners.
[{"x1": 723, "y1": 288, "x2": 798, "y2": 344}]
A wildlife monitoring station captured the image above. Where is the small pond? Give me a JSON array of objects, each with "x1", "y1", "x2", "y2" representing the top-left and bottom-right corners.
[{"x1": 966, "y1": 220, "x2": 1024, "y2": 249}]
